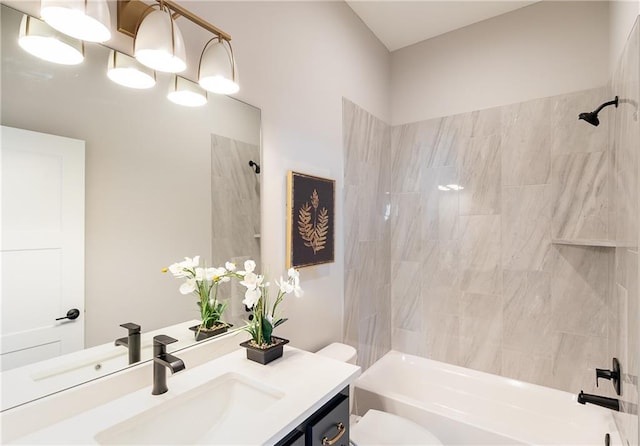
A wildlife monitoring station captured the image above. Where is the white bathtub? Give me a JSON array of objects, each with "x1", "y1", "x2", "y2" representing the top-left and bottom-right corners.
[{"x1": 354, "y1": 351, "x2": 622, "y2": 445}]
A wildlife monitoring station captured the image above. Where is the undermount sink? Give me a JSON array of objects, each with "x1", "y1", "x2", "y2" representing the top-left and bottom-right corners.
[{"x1": 94, "y1": 372, "x2": 285, "y2": 445}]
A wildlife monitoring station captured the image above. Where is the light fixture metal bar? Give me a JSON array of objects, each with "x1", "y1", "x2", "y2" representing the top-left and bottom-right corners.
[{"x1": 117, "y1": 0, "x2": 231, "y2": 41}]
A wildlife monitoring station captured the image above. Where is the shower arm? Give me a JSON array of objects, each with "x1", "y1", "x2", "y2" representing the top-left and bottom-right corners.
[{"x1": 593, "y1": 96, "x2": 619, "y2": 114}]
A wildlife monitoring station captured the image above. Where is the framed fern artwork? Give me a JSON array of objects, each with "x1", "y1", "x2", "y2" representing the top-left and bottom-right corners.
[{"x1": 286, "y1": 171, "x2": 335, "y2": 268}]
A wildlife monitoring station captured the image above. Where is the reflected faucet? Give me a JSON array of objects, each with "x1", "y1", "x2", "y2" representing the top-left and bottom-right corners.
[
  {"x1": 114, "y1": 323, "x2": 141, "y2": 365},
  {"x1": 577, "y1": 391, "x2": 620, "y2": 411},
  {"x1": 152, "y1": 335, "x2": 185, "y2": 395}
]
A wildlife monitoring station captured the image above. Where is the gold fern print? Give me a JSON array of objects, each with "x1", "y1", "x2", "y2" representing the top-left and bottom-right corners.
[{"x1": 298, "y1": 189, "x2": 329, "y2": 254}]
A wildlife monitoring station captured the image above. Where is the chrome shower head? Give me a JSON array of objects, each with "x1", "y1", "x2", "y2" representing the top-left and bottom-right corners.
[{"x1": 578, "y1": 96, "x2": 619, "y2": 127}]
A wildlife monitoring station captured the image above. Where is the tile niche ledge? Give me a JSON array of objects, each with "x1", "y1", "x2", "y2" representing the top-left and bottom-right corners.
[{"x1": 551, "y1": 238, "x2": 616, "y2": 248}]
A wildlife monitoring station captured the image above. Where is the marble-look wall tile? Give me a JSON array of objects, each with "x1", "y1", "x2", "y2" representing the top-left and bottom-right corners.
[
  {"x1": 459, "y1": 134, "x2": 501, "y2": 215},
  {"x1": 552, "y1": 150, "x2": 609, "y2": 240},
  {"x1": 549, "y1": 245, "x2": 610, "y2": 338},
  {"x1": 501, "y1": 97, "x2": 552, "y2": 186},
  {"x1": 390, "y1": 193, "x2": 422, "y2": 262},
  {"x1": 423, "y1": 313, "x2": 460, "y2": 365},
  {"x1": 389, "y1": 88, "x2": 615, "y2": 397},
  {"x1": 503, "y1": 270, "x2": 553, "y2": 356},
  {"x1": 502, "y1": 349, "x2": 554, "y2": 387},
  {"x1": 422, "y1": 239, "x2": 460, "y2": 315},
  {"x1": 211, "y1": 135, "x2": 260, "y2": 267},
  {"x1": 551, "y1": 87, "x2": 609, "y2": 155},
  {"x1": 421, "y1": 167, "x2": 459, "y2": 241},
  {"x1": 459, "y1": 293, "x2": 502, "y2": 374},
  {"x1": 469, "y1": 106, "x2": 502, "y2": 138},
  {"x1": 459, "y1": 215, "x2": 501, "y2": 295},
  {"x1": 552, "y1": 332, "x2": 608, "y2": 394},
  {"x1": 391, "y1": 261, "x2": 423, "y2": 331},
  {"x1": 609, "y1": 19, "x2": 640, "y2": 446},
  {"x1": 502, "y1": 185, "x2": 551, "y2": 271},
  {"x1": 343, "y1": 99, "x2": 391, "y2": 369}
]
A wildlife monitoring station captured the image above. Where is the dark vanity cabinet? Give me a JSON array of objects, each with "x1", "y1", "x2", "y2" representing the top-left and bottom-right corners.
[{"x1": 276, "y1": 387, "x2": 350, "y2": 446}]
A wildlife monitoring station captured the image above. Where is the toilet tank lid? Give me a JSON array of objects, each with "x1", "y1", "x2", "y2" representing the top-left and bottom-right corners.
[{"x1": 316, "y1": 342, "x2": 357, "y2": 364}]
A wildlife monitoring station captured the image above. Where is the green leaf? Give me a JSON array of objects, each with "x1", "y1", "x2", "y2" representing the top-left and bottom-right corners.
[
  {"x1": 273, "y1": 317, "x2": 288, "y2": 329},
  {"x1": 262, "y1": 318, "x2": 273, "y2": 344}
]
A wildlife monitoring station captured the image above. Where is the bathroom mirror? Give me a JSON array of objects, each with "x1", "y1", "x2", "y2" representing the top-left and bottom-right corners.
[{"x1": 0, "y1": 3, "x2": 260, "y2": 410}]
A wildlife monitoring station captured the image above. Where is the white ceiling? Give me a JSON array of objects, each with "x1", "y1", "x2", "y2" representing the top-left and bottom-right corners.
[{"x1": 346, "y1": 1, "x2": 539, "y2": 51}]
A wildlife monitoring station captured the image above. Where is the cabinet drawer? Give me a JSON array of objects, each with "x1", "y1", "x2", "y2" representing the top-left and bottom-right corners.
[{"x1": 306, "y1": 394, "x2": 349, "y2": 446}]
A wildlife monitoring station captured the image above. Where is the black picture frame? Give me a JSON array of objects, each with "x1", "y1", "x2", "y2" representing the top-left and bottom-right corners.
[{"x1": 286, "y1": 171, "x2": 335, "y2": 268}]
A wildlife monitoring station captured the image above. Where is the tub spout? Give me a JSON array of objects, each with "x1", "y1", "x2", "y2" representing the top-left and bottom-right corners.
[{"x1": 577, "y1": 391, "x2": 620, "y2": 411}]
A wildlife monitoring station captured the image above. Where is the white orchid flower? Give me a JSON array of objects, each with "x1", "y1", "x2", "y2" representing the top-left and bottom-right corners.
[
  {"x1": 179, "y1": 278, "x2": 196, "y2": 295},
  {"x1": 288, "y1": 268, "x2": 301, "y2": 288},
  {"x1": 242, "y1": 287, "x2": 261, "y2": 308},
  {"x1": 244, "y1": 260, "x2": 256, "y2": 274},
  {"x1": 225, "y1": 262, "x2": 236, "y2": 272},
  {"x1": 181, "y1": 256, "x2": 200, "y2": 269},
  {"x1": 293, "y1": 283, "x2": 304, "y2": 298},
  {"x1": 240, "y1": 272, "x2": 263, "y2": 290},
  {"x1": 276, "y1": 276, "x2": 294, "y2": 294},
  {"x1": 168, "y1": 262, "x2": 188, "y2": 278},
  {"x1": 207, "y1": 267, "x2": 226, "y2": 282},
  {"x1": 194, "y1": 267, "x2": 205, "y2": 281}
]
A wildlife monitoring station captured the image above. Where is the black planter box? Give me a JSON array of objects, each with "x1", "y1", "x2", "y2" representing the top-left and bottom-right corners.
[
  {"x1": 189, "y1": 323, "x2": 231, "y2": 341},
  {"x1": 240, "y1": 336, "x2": 290, "y2": 364}
]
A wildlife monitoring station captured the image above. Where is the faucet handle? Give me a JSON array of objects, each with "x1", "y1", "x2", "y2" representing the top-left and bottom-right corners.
[
  {"x1": 153, "y1": 334, "x2": 178, "y2": 346},
  {"x1": 120, "y1": 322, "x2": 141, "y2": 334},
  {"x1": 595, "y1": 358, "x2": 621, "y2": 395}
]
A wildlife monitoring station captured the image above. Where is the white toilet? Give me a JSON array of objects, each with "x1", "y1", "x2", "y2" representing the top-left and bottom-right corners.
[{"x1": 316, "y1": 343, "x2": 443, "y2": 446}]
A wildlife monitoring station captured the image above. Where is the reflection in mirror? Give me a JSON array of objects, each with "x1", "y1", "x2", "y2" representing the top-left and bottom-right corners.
[{"x1": 0, "y1": 3, "x2": 261, "y2": 411}]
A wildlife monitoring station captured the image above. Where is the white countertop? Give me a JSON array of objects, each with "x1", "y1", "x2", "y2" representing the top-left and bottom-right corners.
[
  {"x1": 11, "y1": 346, "x2": 361, "y2": 445},
  {"x1": 1, "y1": 319, "x2": 202, "y2": 411}
]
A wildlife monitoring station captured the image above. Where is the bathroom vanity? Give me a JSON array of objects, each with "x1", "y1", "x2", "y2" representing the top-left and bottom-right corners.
[{"x1": 2, "y1": 336, "x2": 360, "y2": 445}]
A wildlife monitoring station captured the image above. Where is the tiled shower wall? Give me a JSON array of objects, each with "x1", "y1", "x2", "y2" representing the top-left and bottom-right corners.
[
  {"x1": 389, "y1": 88, "x2": 615, "y2": 394},
  {"x1": 344, "y1": 90, "x2": 620, "y2": 393},
  {"x1": 343, "y1": 99, "x2": 392, "y2": 369},
  {"x1": 211, "y1": 134, "x2": 261, "y2": 321},
  {"x1": 610, "y1": 17, "x2": 640, "y2": 446},
  {"x1": 343, "y1": 19, "x2": 640, "y2": 445}
]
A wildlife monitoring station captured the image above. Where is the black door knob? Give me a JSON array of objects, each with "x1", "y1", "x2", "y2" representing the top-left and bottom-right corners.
[{"x1": 56, "y1": 308, "x2": 80, "y2": 321}]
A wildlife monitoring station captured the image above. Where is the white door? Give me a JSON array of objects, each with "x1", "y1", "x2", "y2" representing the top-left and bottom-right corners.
[{"x1": 1, "y1": 126, "x2": 85, "y2": 371}]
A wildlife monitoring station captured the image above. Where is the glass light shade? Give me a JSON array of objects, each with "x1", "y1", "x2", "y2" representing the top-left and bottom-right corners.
[
  {"x1": 167, "y1": 76, "x2": 207, "y2": 107},
  {"x1": 107, "y1": 50, "x2": 156, "y2": 89},
  {"x1": 134, "y1": 8, "x2": 186, "y2": 73},
  {"x1": 18, "y1": 14, "x2": 84, "y2": 65},
  {"x1": 198, "y1": 39, "x2": 239, "y2": 95},
  {"x1": 40, "y1": 0, "x2": 111, "y2": 43}
]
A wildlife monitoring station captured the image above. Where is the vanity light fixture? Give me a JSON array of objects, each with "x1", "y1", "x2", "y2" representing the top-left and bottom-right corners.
[
  {"x1": 167, "y1": 75, "x2": 208, "y2": 107},
  {"x1": 134, "y1": 3, "x2": 187, "y2": 73},
  {"x1": 107, "y1": 50, "x2": 156, "y2": 89},
  {"x1": 118, "y1": 0, "x2": 238, "y2": 94},
  {"x1": 18, "y1": 14, "x2": 84, "y2": 65},
  {"x1": 40, "y1": 0, "x2": 111, "y2": 43},
  {"x1": 198, "y1": 37, "x2": 239, "y2": 95}
]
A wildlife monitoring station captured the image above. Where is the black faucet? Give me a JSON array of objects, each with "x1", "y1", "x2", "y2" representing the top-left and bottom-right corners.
[
  {"x1": 152, "y1": 335, "x2": 185, "y2": 395},
  {"x1": 114, "y1": 323, "x2": 141, "y2": 365},
  {"x1": 577, "y1": 391, "x2": 620, "y2": 411}
]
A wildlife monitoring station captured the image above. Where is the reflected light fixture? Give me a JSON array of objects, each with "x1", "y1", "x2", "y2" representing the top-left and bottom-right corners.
[
  {"x1": 107, "y1": 50, "x2": 156, "y2": 89},
  {"x1": 40, "y1": 0, "x2": 111, "y2": 43},
  {"x1": 134, "y1": 3, "x2": 186, "y2": 73},
  {"x1": 19, "y1": 14, "x2": 84, "y2": 65},
  {"x1": 198, "y1": 37, "x2": 239, "y2": 95},
  {"x1": 167, "y1": 76, "x2": 207, "y2": 107}
]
